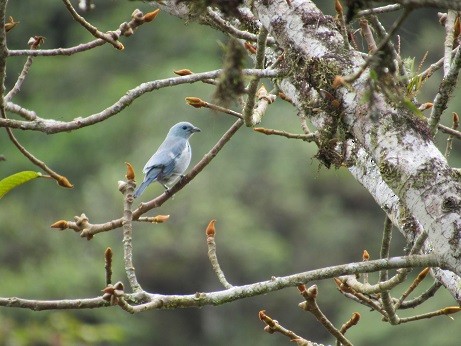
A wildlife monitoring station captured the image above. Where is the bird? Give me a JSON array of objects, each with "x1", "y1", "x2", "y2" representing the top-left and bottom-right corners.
[{"x1": 133, "y1": 121, "x2": 201, "y2": 198}]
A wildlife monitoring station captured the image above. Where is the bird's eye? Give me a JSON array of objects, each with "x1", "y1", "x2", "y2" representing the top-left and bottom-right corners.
[{"x1": 182, "y1": 126, "x2": 187, "y2": 130}]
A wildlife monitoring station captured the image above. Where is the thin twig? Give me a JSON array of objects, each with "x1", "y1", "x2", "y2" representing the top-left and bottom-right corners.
[
  {"x1": 253, "y1": 127, "x2": 318, "y2": 142},
  {"x1": 206, "y1": 220, "x2": 233, "y2": 289},
  {"x1": 299, "y1": 285, "x2": 353, "y2": 346},
  {"x1": 381, "y1": 288, "x2": 399, "y2": 324},
  {"x1": 206, "y1": 8, "x2": 276, "y2": 45},
  {"x1": 0, "y1": 0, "x2": 7, "y2": 107},
  {"x1": 398, "y1": 280, "x2": 442, "y2": 309},
  {"x1": 360, "y1": 18, "x2": 377, "y2": 53},
  {"x1": 8, "y1": 39, "x2": 107, "y2": 57},
  {"x1": 367, "y1": 14, "x2": 408, "y2": 83},
  {"x1": 61, "y1": 0, "x2": 124, "y2": 50},
  {"x1": 444, "y1": 112, "x2": 459, "y2": 158},
  {"x1": 394, "y1": 267, "x2": 430, "y2": 310},
  {"x1": 418, "y1": 46, "x2": 459, "y2": 81},
  {"x1": 8, "y1": 7, "x2": 157, "y2": 57},
  {"x1": 335, "y1": 0, "x2": 350, "y2": 49},
  {"x1": 357, "y1": 4, "x2": 402, "y2": 16},
  {"x1": 120, "y1": 177, "x2": 143, "y2": 293},
  {"x1": 251, "y1": 85, "x2": 276, "y2": 124},
  {"x1": 5, "y1": 55, "x2": 34, "y2": 102},
  {"x1": 1, "y1": 108, "x2": 73, "y2": 188},
  {"x1": 343, "y1": 9, "x2": 411, "y2": 83},
  {"x1": 371, "y1": 0, "x2": 461, "y2": 10},
  {"x1": 379, "y1": 216, "x2": 393, "y2": 281},
  {"x1": 398, "y1": 306, "x2": 461, "y2": 323},
  {"x1": 243, "y1": 27, "x2": 269, "y2": 126},
  {"x1": 185, "y1": 97, "x2": 243, "y2": 119},
  {"x1": 443, "y1": 11, "x2": 457, "y2": 76},
  {"x1": 429, "y1": 45, "x2": 461, "y2": 134},
  {"x1": 337, "y1": 312, "x2": 360, "y2": 346},
  {"x1": 438, "y1": 123, "x2": 461, "y2": 139},
  {"x1": 259, "y1": 310, "x2": 310, "y2": 345}
]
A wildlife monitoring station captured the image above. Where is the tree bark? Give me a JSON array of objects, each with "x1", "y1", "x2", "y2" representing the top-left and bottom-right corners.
[{"x1": 157, "y1": 0, "x2": 461, "y2": 299}]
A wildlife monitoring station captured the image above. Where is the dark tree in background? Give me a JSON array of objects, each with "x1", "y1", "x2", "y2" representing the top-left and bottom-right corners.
[{"x1": 1, "y1": 0, "x2": 461, "y2": 345}]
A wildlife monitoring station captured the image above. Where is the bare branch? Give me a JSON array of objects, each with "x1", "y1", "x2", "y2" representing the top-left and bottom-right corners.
[
  {"x1": 398, "y1": 280, "x2": 442, "y2": 309},
  {"x1": 206, "y1": 8, "x2": 276, "y2": 45},
  {"x1": 61, "y1": 0, "x2": 124, "y2": 50},
  {"x1": 0, "y1": 69, "x2": 280, "y2": 134},
  {"x1": 373, "y1": 0, "x2": 461, "y2": 10},
  {"x1": 443, "y1": 11, "x2": 458, "y2": 76},
  {"x1": 206, "y1": 220, "x2": 233, "y2": 289},
  {"x1": 243, "y1": 27, "x2": 269, "y2": 126},
  {"x1": 259, "y1": 310, "x2": 311, "y2": 345},
  {"x1": 1, "y1": 107, "x2": 74, "y2": 188},
  {"x1": 120, "y1": 175, "x2": 143, "y2": 293},
  {"x1": 299, "y1": 285, "x2": 353, "y2": 346},
  {"x1": 5, "y1": 54, "x2": 34, "y2": 102},
  {"x1": 0, "y1": 0, "x2": 7, "y2": 105},
  {"x1": 429, "y1": 46, "x2": 461, "y2": 133},
  {"x1": 0, "y1": 296, "x2": 109, "y2": 310},
  {"x1": 253, "y1": 127, "x2": 318, "y2": 142},
  {"x1": 357, "y1": 4, "x2": 402, "y2": 16}
]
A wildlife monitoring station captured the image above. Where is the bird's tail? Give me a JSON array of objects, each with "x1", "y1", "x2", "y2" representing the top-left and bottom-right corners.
[{"x1": 133, "y1": 180, "x2": 150, "y2": 198}]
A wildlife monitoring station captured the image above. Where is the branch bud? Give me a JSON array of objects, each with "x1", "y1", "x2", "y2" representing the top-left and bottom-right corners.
[
  {"x1": 307, "y1": 284, "x2": 318, "y2": 298},
  {"x1": 152, "y1": 215, "x2": 170, "y2": 223},
  {"x1": 244, "y1": 41, "x2": 257, "y2": 54},
  {"x1": 57, "y1": 175, "x2": 74, "y2": 188},
  {"x1": 453, "y1": 112, "x2": 459, "y2": 128},
  {"x1": 105, "y1": 247, "x2": 113, "y2": 265},
  {"x1": 131, "y1": 9, "x2": 143, "y2": 21},
  {"x1": 417, "y1": 267, "x2": 430, "y2": 281},
  {"x1": 263, "y1": 325, "x2": 275, "y2": 334},
  {"x1": 28, "y1": 36, "x2": 45, "y2": 49},
  {"x1": 258, "y1": 310, "x2": 267, "y2": 321},
  {"x1": 174, "y1": 69, "x2": 193, "y2": 76},
  {"x1": 125, "y1": 162, "x2": 135, "y2": 181},
  {"x1": 278, "y1": 91, "x2": 293, "y2": 103},
  {"x1": 335, "y1": 0, "x2": 343, "y2": 15},
  {"x1": 5, "y1": 16, "x2": 19, "y2": 32},
  {"x1": 143, "y1": 9, "x2": 160, "y2": 22},
  {"x1": 418, "y1": 102, "x2": 433, "y2": 111},
  {"x1": 206, "y1": 219, "x2": 216, "y2": 237},
  {"x1": 185, "y1": 97, "x2": 206, "y2": 108},
  {"x1": 297, "y1": 284, "x2": 306, "y2": 293},
  {"x1": 442, "y1": 306, "x2": 461, "y2": 315},
  {"x1": 332, "y1": 75, "x2": 346, "y2": 89},
  {"x1": 438, "y1": 12, "x2": 447, "y2": 26},
  {"x1": 50, "y1": 220, "x2": 69, "y2": 230},
  {"x1": 350, "y1": 312, "x2": 361, "y2": 325}
]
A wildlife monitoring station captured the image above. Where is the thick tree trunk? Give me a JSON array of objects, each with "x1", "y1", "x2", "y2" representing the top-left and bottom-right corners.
[{"x1": 158, "y1": 0, "x2": 461, "y2": 299}]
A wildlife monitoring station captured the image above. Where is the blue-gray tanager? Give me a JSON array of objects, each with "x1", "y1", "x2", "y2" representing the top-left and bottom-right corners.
[{"x1": 133, "y1": 122, "x2": 201, "y2": 198}]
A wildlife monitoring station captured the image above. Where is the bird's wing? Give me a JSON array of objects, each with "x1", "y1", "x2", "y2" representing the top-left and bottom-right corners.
[{"x1": 142, "y1": 137, "x2": 187, "y2": 176}]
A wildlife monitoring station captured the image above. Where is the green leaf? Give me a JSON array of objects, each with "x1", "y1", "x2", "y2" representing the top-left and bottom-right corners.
[{"x1": 0, "y1": 171, "x2": 42, "y2": 199}]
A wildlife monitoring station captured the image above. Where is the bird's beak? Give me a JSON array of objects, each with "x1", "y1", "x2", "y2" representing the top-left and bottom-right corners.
[{"x1": 192, "y1": 126, "x2": 201, "y2": 133}]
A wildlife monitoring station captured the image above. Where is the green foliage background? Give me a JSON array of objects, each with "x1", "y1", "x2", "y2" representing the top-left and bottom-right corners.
[{"x1": 1, "y1": 1, "x2": 461, "y2": 345}]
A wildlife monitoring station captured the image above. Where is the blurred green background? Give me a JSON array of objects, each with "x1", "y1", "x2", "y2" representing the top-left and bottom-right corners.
[{"x1": 1, "y1": 1, "x2": 461, "y2": 345}]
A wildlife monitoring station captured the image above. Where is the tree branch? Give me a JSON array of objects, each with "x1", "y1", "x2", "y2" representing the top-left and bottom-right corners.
[
  {"x1": 0, "y1": 255, "x2": 438, "y2": 311},
  {"x1": 373, "y1": 0, "x2": 461, "y2": 10},
  {"x1": 0, "y1": 69, "x2": 279, "y2": 133}
]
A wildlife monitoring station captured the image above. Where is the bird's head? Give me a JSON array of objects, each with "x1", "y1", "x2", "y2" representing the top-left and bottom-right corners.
[{"x1": 169, "y1": 122, "x2": 201, "y2": 138}]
